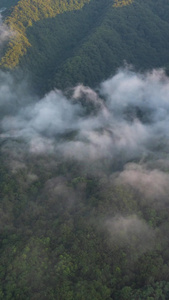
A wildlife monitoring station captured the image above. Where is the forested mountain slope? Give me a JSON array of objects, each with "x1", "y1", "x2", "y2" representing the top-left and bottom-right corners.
[
  {"x1": 1, "y1": 0, "x2": 169, "y2": 93},
  {"x1": 0, "y1": 0, "x2": 90, "y2": 68},
  {"x1": 1, "y1": 68, "x2": 169, "y2": 299},
  {"x1": 1, "y1": 1, "x2": 169, "y2": 299}
]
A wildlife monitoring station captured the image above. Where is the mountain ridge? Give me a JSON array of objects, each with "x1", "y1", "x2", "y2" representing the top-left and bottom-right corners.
[
  {"x1": 1, "y1": 0, "x2": 169, "y2": 94},
  {"x1": 0, "y1": 0, "x2": 91, "y2": 68}
]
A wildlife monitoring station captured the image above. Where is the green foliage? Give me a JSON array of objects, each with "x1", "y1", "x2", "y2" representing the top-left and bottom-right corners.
[
  {"x1": 0, "y1": 0, "x2": 90, "y2": 68},
  {"x1": 0, "y1": 0, "x2": 19, "y2": 9},
  {"x1": 13, "y1": 0, "x2": 169, "y2": 94},
  {"x1": 0, "y1": 151, "x2": 169, "y2": 299},
  {"x1": 1, "y1": 0, "x2": 169, "y2": 94},
  {"x1": 1, "y1": 0, "x2": 169, "y2": 299},
  {"x1": 113, "y1": 0, "x2": 134, "y2": 7}
]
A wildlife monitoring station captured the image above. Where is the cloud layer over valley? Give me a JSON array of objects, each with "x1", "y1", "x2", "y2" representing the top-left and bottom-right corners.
[
  {"x1": 1, "y1": 68, "x2": 169, "y2": 163},
  {"x1": 1, "y1": 67, "x2": 169, "y2": 263},
  {"x1": 0, "y1": 69, "x2": 169, "y2": 209}
]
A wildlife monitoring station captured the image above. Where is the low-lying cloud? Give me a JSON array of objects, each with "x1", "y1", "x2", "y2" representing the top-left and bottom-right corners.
[
  {"x1": 105, "y1": 215, "x2": 156, "y2": 256},
  {"x1": 0, "y1": 11, "x2": 14, "y2": 47},
  {"x1": 1, "y1": 68, "x2": 169, "y2": 164},
  {"x1": 115, "y1": 163, "x2": 169, "y2": 202},
  {"x1": 1, "y1": 67, "x2": 169, "y2": 257}
]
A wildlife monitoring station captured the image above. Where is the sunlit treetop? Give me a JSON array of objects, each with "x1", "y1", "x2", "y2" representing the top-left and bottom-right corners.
[{"x1": 0, "y1": 0, "x2": 91, "y2": 68}]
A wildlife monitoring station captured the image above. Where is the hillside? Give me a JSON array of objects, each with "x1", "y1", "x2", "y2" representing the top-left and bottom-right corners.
[
  {"x1": 1, "y1": 0, "x2": 169, "y2": 93},
  {"x1": 1, "y1": 67, "x2": 169, "y2": 299},
  {"x1": 1, "y1": 1, "x2": 169, "y2": 299},
  {"x1": 0, "y1": 0, "x2": 90, "y2": 68}
]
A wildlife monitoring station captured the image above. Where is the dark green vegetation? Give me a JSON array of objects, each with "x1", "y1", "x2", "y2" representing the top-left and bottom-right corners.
[
  {"x1": 1, "y1": 150, "x2": 169, "y2": 300},
  {"x1": 0, "y1": 0, "x2": 19, "y2": 9},
  {"x1": 0, "y1": 0, "x2": 169, "y2": 93},
  {"x1": 1, "y1": 0, "x2": 169, "y2": 94},
  {"x1": 1, "y1": 0, "x2": 169, "y2": 299},
  {"x1": 0, "y1": 0, "x2": 90, "y2": 68}
]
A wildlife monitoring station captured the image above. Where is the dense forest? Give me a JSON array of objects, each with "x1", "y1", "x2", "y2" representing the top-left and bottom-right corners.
[
  {"x1": 0, "y1": 68, "x2": 169, "y2": 299},
  {"x1": 0, "y1": 0, "x2": 91, "y2": 68},
  {"x1": 0, "y1": 0, "x2": 169, "y2": 299},
  {"x1": 1, "y1": 0, "x2": 169, "y2": 93}
]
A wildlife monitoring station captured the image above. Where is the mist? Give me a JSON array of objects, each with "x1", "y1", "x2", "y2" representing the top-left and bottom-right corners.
[
  {"x1": 1, "y1": 68, "x2": 169, "y2": 161},
  {"x1": 1, "y1": 67, "x2": 169, "y2": 296},
  {"x1": 105, "y1": 215, "x2": 155, "y2": 255},
  {"x1": 1, "y1": 0, "x2": 169, "y2": 294},
  {"x1": 0, "y1": 67, "x2": 169, "y2": 206},
  {"x1": 0, "y1": 11, "x2": 14, "y2": 47}
]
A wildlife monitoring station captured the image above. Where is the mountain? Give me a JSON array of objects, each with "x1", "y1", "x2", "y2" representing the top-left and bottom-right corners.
[
  {"x1": 1, "y1": 0, "x2": 169, "y2": 93},
  {"x1": 1, "y1": 1, "x2": 169, "y2": 300}
]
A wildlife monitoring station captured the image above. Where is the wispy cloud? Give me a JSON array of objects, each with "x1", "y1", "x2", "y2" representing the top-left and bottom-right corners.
[
  {"x1": 0, "y1": 12, "x2": 14, "y2": 47},
  {"x1": 1, "y1": 68, "x2": 169, "y2": 164}
]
